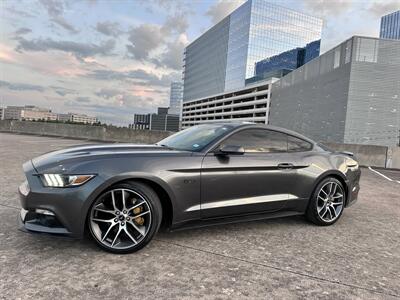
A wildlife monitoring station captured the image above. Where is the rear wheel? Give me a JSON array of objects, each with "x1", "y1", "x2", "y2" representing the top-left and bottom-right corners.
[
  {"x1": 306, "y1": 177, "x2": 345, "y2": 226},
  {"x1": 88, "y1": 181, "x2": 162, "y2": 253}
]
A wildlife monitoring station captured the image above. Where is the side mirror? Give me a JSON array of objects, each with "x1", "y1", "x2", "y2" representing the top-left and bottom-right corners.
[{"x1": 216, "y1": 145, "x2": 245, "y2": 155}]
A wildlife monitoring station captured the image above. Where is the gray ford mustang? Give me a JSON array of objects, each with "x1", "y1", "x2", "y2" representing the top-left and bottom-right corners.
[{"x1": 18, "y1": 123, "x2": 360, "y2": 253}]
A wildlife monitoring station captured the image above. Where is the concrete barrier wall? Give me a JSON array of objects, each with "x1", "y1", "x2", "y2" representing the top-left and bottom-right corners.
[
  {"x1": 387, "y1": 147, "x2": 400, "y2": 169},
  {"x1": 323, "y1": 142, "x2": 388, "y2": 168},
  {"x1": 0, "y1": 120, "x2": 171, "y2": 144},
  {"x1": 1, "y1": 120, "x2": 399, "y2": 169}
]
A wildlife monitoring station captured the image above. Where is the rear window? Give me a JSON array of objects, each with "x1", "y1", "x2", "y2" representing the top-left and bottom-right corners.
[{"x1": 288, "y1": 135, "x2": 313, "y2": 152}]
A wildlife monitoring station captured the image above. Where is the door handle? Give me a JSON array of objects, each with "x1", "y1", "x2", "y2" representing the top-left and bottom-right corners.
[{"x1": 278, "y1": 163, "x2": 294, "y2": 170}]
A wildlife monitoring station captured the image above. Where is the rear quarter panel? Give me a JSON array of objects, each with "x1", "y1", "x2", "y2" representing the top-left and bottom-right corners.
[{"x1": 289, "y1": 151, "x2": 351, "y2": 203}]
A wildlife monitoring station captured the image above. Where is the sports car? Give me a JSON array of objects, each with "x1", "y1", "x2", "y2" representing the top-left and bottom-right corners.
[{"x1": 18, "y1": 123, "x2": 360, "y2": 253}]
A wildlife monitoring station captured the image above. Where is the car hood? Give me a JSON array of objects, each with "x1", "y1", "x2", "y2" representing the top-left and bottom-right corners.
[{"x1": 31, "y1": 143, "x2": 189, "y2": 173}]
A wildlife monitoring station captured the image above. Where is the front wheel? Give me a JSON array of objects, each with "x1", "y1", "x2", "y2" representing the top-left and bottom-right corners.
[
  {"x1": 88, "y1": 181, "x2": 162, "y2": 254},
  {"x1": 306, "y1": 177, "x2": 345, "y2": 226}
]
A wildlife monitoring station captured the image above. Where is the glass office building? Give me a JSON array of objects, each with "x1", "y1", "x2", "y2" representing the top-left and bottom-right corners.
[
  {"x1": 253, "y1": 40, "x2": 320, "y2": 78},
  {"x1": 380, "y1": 10, "x2": 400, "y2": 40},
  {"x1": 169, "y1": 81, "x2": 183, "y2": 116},
  {"x1": 183, "y1": 0, "x2": 323, "y2": 102}
]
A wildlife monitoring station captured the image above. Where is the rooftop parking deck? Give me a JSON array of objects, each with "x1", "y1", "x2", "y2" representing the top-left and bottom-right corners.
[{"x1": 0, "y1": 132, "x2": 399, "y2": 299}]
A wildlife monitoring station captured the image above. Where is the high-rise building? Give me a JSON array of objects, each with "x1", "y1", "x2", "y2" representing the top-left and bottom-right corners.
[
  {"x1": 183, "y1": 0, "x2": 323, "y2": 102},
  {"x1": 253, "y1": 40, "x2": 321, "y2": 78},
  {"x1": 380, "y1": 10, "x2": 400, "y2": 40},
  {"x1": 269, "y1": 36, "x2": 400, "y2": 147},
  {"x1": 169, "y1": 82, "x2": 183, "y2": 116}
]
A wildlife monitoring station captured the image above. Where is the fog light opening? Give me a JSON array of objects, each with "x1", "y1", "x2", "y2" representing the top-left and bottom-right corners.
[{"x1": 35, "y1": 209, "x2": 55, "y2": 216}]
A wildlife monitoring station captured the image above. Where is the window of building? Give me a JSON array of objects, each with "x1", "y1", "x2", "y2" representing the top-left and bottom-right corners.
[
  {"x1": 221, "y1": 129, "x2": 287, "y2": 153},
  {"x1": 334, "y1": 47, "x2": 341, "y2": 69},
  {"x1": 345, "y1": 39, "x2": 352, "y2": 64},
  {"x1": 355, "y1": 38, "x2": 378, "y2": 63},
  {"x1": 288, "y1": 135, "x2": 313, "y2": 152}
]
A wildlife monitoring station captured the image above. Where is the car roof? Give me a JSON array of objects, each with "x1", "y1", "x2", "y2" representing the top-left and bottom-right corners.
[{"x1": 199, "y1": 122, "x2": 316, "y2": 144}]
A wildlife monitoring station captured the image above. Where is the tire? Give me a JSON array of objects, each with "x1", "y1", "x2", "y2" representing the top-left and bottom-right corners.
[
  {"x1": 88, "y1": 181, "x2": 162, "y2": 254},
  {"x1": 306, "y1": 177, "x2": 346, "y2": 226}
]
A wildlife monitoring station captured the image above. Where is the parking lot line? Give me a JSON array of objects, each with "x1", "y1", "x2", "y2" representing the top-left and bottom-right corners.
[{"x1": 368, "y1": 167, "x2": 400, "y2": 184}]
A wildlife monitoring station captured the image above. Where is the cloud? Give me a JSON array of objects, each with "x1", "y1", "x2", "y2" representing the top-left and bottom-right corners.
[
  {"x1": 0, "y1": 80, "x2": 44, "y2": 92},
  {"x1": 138, "y1": 0, "x2": 193, "y2": 15},
  {"x1": 15, "y1": 37, "x2": 115, "y2": 59},
  {"x1": 52, "y1": 16, "x2": 79, "y2": 34},
  {"x1": 157, "y1": 34, "x2": 188, "y2": 70},
  {"x1": 96, "y1": 21, "x2": 122, "y2": 37},
  {"x1": 303, "y1": 0, "x2": 353, "y2": 16},
  {"x1": 93, "y1": 87, "x2": 164, "y2": 110},
  {"x1": 39, "y1": 0, "x2": 79, "y2": 34},
  {"x1": 206, "y1": 0, "x2": 245, "y2": 24},
  {"x1": 368, "y1": 1, "x2": 400, "y2": 17},
  {"x1": 162, "y1": 14, "x2": 189, "y2": 34},
  {"x1": 75, "y1": 96, "x2": 91, "y2": 103},
  {"x1": 6, "y1": 6, "x2": 35, "y2": 18},
  {"x1": 125, "y1": 14, "x2": 188, "y2": 69},
  {"x1": 126, "y1": 24, "x2": 164, "y2": 60},
  {"x1": 94, "y1": 88, "x2": 122, "y2": 99},
  {"x1": 40, "y1": 0, "x2": 63, "y2": 16},
  {"x1": 15, "y1": 28, "x2": 32, "y2": 36},
  {"x1": 50, "y1": 86, "x2": 77, "y2": 96},
  {"x1": 85, "y1": 68, "x2": 180, "y2": 87}
]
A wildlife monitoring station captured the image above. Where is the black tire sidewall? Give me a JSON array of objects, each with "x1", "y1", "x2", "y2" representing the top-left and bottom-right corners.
[
  {"x1": 307, "y1": 177, "x2": 345, "y2": 226},
  {"x1": 88, "y1": 181, "x2": 162, "y2": 254}
]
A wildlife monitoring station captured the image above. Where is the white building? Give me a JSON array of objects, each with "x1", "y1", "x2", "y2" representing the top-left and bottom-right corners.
[
  {"x1": 181, "y1": 79, "x2": 275, "y2": 128},
  {"x1": 58, "y1": 113, "x2": 97, "y2": 124}
]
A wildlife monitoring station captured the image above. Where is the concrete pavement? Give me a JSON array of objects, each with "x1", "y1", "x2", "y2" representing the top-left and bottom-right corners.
[{"x1": 0, "y1": 133, "x2": 399, "y2": 299}]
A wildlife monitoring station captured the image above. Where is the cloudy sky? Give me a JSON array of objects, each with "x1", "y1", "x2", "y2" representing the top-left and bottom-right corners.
[{"x1": 1, "y1": 0, "x2": 399, "y2": 125}]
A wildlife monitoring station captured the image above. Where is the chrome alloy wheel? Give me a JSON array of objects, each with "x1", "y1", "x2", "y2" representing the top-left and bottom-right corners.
[
  {"x1": 89, "y1": 188, "x2": 152, "y2": 250},
  {"x1": 317, "y1": 181, "x2": 344, "y2": 222}
]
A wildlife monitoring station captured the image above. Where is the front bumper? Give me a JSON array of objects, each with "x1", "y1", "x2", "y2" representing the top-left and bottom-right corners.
[
  {"x1": 18, "y1": 160, "x2": 103, "y2": 238},
  {"x1": 18, "y1": 207, "x2": 71, "y2": 235}
]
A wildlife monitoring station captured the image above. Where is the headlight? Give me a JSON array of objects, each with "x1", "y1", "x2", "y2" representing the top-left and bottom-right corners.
[{"x1": 40, "y1": 174, "x2": 95, "y2": 187}]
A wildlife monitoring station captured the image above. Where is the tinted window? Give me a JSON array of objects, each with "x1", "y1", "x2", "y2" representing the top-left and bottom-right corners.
[
  {"x1": 288, "y1": 135, "x2": 312, "y2": 152},
  {"x1": 158, "y1": 124, "x2": 235, "y2": 152},
  {"x1": 222, "y1": 129, "x2": 287, "y2": 153}
]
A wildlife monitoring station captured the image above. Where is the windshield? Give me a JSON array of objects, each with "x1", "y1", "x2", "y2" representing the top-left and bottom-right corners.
[{"x1": 157, "y1": 124, "x2": 235, "y2": 152}]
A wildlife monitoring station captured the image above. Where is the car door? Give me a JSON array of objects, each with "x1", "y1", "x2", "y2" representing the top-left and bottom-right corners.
[{"x1": 200, "y1": 128, "x2": 300, "y2": 218}]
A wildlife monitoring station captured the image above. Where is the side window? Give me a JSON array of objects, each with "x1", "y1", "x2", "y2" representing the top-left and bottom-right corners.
[
  {"x1": 288, "y1": 135, "x2": 312, "y2": 152},
  {"x1": 222, "y1": 129, "x2": 288, "y2": 153}
]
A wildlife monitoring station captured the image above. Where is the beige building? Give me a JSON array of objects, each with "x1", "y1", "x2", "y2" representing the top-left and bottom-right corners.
[
  {"x1": 3, "y1": 106, "x2": 25, "y2": 120},
  {"x1": 2, "y1": 105, "x2": 97, "y2": 124},
  {"x1": 3, "y1": 105, "x2": 51, "y2": 120},
  {"x1": 21, "y1": 109, "x2": 58, "y2": 121}
]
